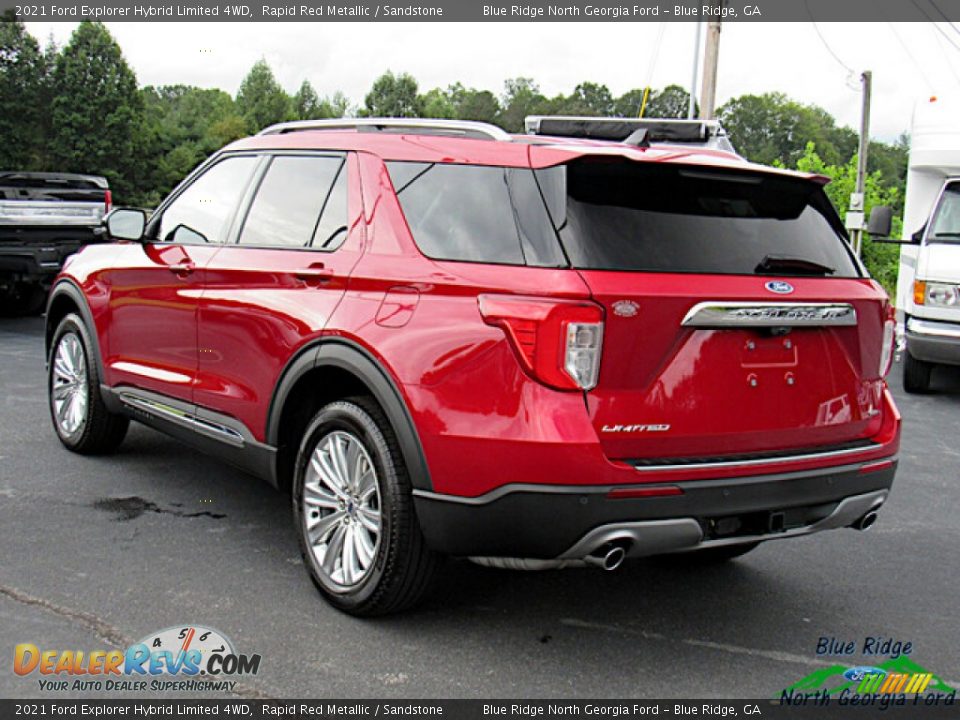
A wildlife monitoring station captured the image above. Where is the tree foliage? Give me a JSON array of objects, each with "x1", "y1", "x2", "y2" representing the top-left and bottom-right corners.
[
  {"x1": 48, "y1": 21, "x2": 144, "y2": 201},
  {"x1": 364, "y1": 71, "x2": 422, "y2": 117},
  {"x1": 2, "y1": 22, "x2": 912, "y2": 296},
  {"x1": 236, "y1": 59, "x2": 292, "y2": 132},
  {"x1": 0, "y1": 13, "x2": 46, "y2": 169},
  {"x1": 793, "y1": 142, "x2": 903, "y2": 295}
]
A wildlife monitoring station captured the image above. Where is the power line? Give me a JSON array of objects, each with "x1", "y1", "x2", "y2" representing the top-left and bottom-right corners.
[
  {"x1": 928, "y1": 21, "x2": 960, "y2": 89},
  {"x1": 923, "y1": 0, "x2": 960, "y2": 40},
  {"x1": 809, "y1": 20, "x2": 856, "y2": 75},
  {"x1": 887, "y1": 22, "x2": 938, "y2": 93},
  {"x1": 908, "y1": 0, "x2": 960, "y2": 53}
]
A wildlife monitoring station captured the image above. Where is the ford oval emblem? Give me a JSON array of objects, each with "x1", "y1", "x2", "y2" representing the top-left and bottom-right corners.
[{"x1": 765, "y1": 280, "x2": 795, "y2": 294}]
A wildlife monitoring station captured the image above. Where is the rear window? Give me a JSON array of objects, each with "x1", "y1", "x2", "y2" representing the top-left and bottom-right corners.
[
  {"x1": 537, "y1": 160, "x2": 860, "y2": 277},
  {"x1": 386, "y1": 162, "x2": 565, "y2": 267}
]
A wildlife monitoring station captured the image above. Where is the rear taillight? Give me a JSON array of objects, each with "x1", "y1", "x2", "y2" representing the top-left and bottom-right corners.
[
  {"x1": 104, "y1": 190, "x2": 112, "y2": 215},
  {"x1": 478, "y1": 294, "x2": 604, "y2": 391},
  {"x1": 879, "y1": 304, "x2": 896, "y2": 377}
]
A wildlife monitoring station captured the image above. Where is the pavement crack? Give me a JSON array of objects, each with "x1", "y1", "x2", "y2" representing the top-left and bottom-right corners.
[
  {"x1": 93, "y1": 496, "x2": 226, "y2": 521},
  {"x1": 0, "y1": 583, "x2": 276, "y2": 700},
  {"x1": 0, "y1": 583, "x2": 129, "y2": 647}
]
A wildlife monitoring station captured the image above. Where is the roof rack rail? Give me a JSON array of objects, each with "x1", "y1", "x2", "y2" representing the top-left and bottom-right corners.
[
  {"x1": 258, "y1": 117, "x2": 512, "y2": 141},
  {"x1": 524, "y1": 116, "x2": 736, "y2": 153}
]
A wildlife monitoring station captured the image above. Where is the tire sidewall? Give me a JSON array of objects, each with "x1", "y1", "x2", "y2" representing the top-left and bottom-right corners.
[
  {"x1": 293, "y1": 401, "x2": 396, "y2": 609},
  {"x1": 48, "y1": 314, "x2": 95, "y2": 447}
]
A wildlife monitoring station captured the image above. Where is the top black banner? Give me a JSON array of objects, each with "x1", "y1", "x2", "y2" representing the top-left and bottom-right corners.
[{"x1": 2, "y1": 0, "x2": 960, "y2": 22}]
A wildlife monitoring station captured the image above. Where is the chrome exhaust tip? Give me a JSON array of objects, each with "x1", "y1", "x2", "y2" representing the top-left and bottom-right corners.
[
  {"x1": 852, "y1": 511, "x2": 878, "y2": 532},
  {"x1": 584, "y1": 543, "x2": 628, "y2": 571}
]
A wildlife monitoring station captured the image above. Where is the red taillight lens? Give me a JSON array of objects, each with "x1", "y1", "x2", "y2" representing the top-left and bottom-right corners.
[
  {"x1": 104, "y1": 189, "x2": 112, "y2": 215},
  {"x1": 478, "y1": 294, "x2": 604, "y2": 391},
  {"x1": 879, "y1": 304, "x2": 896, "y2": 377}
]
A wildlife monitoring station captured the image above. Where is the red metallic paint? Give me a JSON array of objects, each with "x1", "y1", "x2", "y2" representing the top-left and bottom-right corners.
[{"x1": 53, "y1": 130, "x2": 901, "y2": 501}]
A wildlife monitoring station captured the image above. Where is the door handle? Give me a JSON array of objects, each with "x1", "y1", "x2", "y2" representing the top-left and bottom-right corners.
[
  {"x1": 169, "y1": 262, "x2": 195, "y2": 277},
  {"x1": 295, "y1": 263, "x2": 334, "y2": 285}
]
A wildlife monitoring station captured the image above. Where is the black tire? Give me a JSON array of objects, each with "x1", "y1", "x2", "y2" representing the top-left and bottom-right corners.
[
  {"x1": 48, "y1": 313, "x2": 129, "y2": 454},
  {"x1": 902, "y1": 351, "x2": 933, "y2": 394},
  {"x1": 665, "y1": 542, "x2": 759, "y2": 564},
  {"x1": 292, "y1": 397, "x2": 439, "y2": 616}
]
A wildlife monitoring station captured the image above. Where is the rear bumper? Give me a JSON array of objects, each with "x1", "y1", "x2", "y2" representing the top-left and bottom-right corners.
[
  {"x1": 906, "y1": 316, "x2": 960, "y2": 366},
  {"x1": 0, "y1": 227, "x2": 100, "y2": 281},
  {"x1": 413, "y1": 459, "x2": 896, "y2": 559}
]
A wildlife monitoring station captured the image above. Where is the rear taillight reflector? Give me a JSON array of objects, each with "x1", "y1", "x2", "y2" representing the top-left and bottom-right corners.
[
  {"x1": 104, "y1": 189, "x2": 112, "y2": 215},
  {"x1": 859, "y1": 459, "x2": 895, "y2": 474},
  {"x1": 607, "y1": 486, "x2": 684, "y2": 499},
  {"x1": 879, "y1": 304, "x2": 896, "y2": 377},
  {"x1": 478, "y1": 294, "x2": 604, "y2": 391}
]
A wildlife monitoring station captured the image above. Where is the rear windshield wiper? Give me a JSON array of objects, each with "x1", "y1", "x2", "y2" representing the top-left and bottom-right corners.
[{"x1": 755, "y1": 255, "x2": 835, "y2": 276}]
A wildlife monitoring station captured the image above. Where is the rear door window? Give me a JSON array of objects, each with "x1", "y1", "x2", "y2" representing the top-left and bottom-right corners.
[
  {"x1": 386, "y1": 162, "x2": 565, "y2": 267},
  {"x1": 537, "y1": 160, "x2": 861, "y2": 277},
  {"x1": 238, "y1": 154, "x2": 345, "y2": 249}
]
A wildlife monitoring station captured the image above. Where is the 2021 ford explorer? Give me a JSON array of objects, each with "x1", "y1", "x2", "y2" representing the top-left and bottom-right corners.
[{"x1": 45, "y1": 117, "x2": 900, "y2": 615}]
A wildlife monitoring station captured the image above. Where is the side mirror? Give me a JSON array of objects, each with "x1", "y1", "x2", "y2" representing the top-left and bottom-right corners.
[
  {"x1": 106, "y1": 208, "x2": 146, "y2": 242},
  {"x1": 865, "y1": 205, "x2": 893, "y2": 238}
]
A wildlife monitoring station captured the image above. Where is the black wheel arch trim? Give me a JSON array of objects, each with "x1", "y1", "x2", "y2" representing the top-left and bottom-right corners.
[
  {"x1": 45, "y1": 279, "x2": 105, "y2": 378},
  {"x1": 266, "y1": 338, "x2": 433, "y2": 492}
]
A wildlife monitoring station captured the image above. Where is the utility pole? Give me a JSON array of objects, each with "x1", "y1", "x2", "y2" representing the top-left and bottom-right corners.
[
  {"x1": 688, "y1": 22, "x2": 702, "y2": 119},
  {"x1": 699, "y1": 1, "x2": 724, "y2": 120},
  {"x1": 849, "y1": 71, "x2": 872, "y2": 256}
]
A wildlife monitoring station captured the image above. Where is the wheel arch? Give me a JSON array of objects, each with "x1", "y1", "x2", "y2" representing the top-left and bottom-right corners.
[
  {"x1": 267, "y1": 339, "x2": 433, "y2": 494},
  {"x1": 45, "y1": 279, "x2": 105, "y2": 377}
]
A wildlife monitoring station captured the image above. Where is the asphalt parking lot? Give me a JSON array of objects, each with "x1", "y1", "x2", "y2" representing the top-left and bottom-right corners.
[{"x1": 1, "y1": 315, "x2": 958, "y2": 700}]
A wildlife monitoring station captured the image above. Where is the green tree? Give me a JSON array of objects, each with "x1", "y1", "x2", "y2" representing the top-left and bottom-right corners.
[
  {"x1": 718, "y1": 92, "x2": 852, "y2": 167},
  {"x1": 0, "y1": 13, "x2": 47, "y2": 168},
  {"x1": 794, "y1": 142, "x2": 902, "y2": 295},
  {"x1": 292, "y1": 79, "x2": 321, "y2": 120},
  {"x1": 364, "y1": 71, "x2": 422, "y2": 117},
  {"x1": 420, "y1": 86, "x2": 456, "y2": 119},
  {"x1": 557, "y1": 82, "x2": 615, "y2": 116},
  {"x1": 455, "y1": 88, "x2": 500, "y2": 124},
  {"x1": 419, "y1": 83, "x2": 501, "y2": 123},
  {"x1": 49, "y1": 21, "x2": 144, "y2": 202},
  {"x1": 499, "y1": 77, "x2": 548, "y2": 132},
  {"x1": 139, "y1": 84, "x2": 244, "y2": 202},
  {"x1": 236, "y1": 59, "x2": 292, "y2": 133},
  {"x1": 644, "y1": 84, "x2": 693, "y2": 118}
]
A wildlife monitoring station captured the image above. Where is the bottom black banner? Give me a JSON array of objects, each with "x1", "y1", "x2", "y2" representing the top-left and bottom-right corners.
[{"x1": 2, "y1": 699, "x2": 959, "y2": 720}]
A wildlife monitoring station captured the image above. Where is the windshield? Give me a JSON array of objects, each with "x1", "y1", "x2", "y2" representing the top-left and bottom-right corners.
[
  {"x1": 927, "y1": 182, "x2": 960, "y2": 244},
  {"x1": 535, "y1": 159, "x2": 861, "y2": 277}
]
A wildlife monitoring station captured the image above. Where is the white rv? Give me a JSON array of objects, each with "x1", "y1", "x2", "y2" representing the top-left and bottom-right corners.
[{"x1": 889, "y1": 98, "x2": 960, "y2": 393}]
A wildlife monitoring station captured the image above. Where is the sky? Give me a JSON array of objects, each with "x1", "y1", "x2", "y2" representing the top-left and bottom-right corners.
[{"x1": 23, "y1": 21, "x2": 960, "y2": 141}]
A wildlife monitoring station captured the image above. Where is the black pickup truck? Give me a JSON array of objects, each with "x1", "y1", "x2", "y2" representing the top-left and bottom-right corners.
[{"x1": 1, "y1": 172, "x2": 110, "y2": 316}]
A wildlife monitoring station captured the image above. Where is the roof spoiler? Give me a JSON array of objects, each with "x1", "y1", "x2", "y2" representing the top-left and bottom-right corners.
[{"x1": 524, "y1": 116, "x2": 737, "y2": 154}]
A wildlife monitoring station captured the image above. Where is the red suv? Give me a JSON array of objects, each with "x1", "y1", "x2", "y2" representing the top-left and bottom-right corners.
[{"x1": 45, "y1": 117, "x2": 900, "y2": 615}]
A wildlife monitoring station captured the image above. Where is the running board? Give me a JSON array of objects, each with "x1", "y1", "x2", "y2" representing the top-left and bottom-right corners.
[{"x1": 117, "y1": 392, "x2": 245, "y2": 447}]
